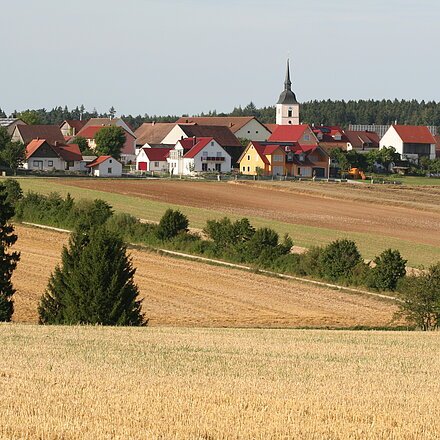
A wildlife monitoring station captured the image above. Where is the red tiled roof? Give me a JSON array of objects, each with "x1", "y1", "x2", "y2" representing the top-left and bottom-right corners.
[
  {"x1": 55, "y1": 144, "x2": 82, "y2": 162},
  {"x1": 183, "y1": 138, "x2": 214, "y2": 159},
  {"x1": 142, "y1": 147, "x2": 172, "y2": 161},
  {"x1": 77, "y1": 124, "x2": 132, "y2": 140},
  {"x1": 26, "y1": 139, "x2": 48, "y2": 159},
  {"x1": 268, "y1": 125, "x2": 310, "y2": 142},
  {"x1": 393, "y1": 125, "x2": 436, "y2": 144},
  {"x1": 86, "y1": 156, "x2": 113, "y2": 168}
]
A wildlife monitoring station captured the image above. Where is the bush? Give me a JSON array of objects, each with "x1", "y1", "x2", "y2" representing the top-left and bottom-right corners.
[
  {"x1": 72, "y1": 199, "x2": 113, "y2": 232},
  {"x1": 39, "y1": 227, "x2": 145, "y2": 326},
  {"x1": 1, "y1": 179, "x2": 22, "y2": 206},
  {"x1": 396, "y1": 263, "x2": 440, "y2": 330},
  {"x1": 156, "y1": 209, "x2": 189, "y2": 241},
  {"x1": 318, "y1": 239, "x2": 362, "y2": 282},
  {"x1": 368, "y1": 249, "x2": 407, "y2": 291},
  {"x1": 245, "y1": 228, "x2": 292, "y2": 264},
  {"x1": 296, "y1": 246, "x2": 323, "y2": 277}
]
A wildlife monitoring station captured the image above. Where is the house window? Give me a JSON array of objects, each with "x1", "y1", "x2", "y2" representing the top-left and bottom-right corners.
[
  {"x1": 304, "y1": 134, "x2": 310, "y2": 141},
  {"x1": 109, "y1": 159, "x2": 112, "y2": 163},
  {"x1": 298, "y1": 167, "x2": 301, "y2": 174},
  {"x1": 247, "y1": 155, "x2": 250, "y2": 160},
  {"x1": 66, "y1": 161, "x2": 74, "y2": 169},
  {"x1": 154, "y1": 161, "x2": 159, "y2": 167},
  {"x1": 203, "y1": 151, "x2": 208, "y2": 157},
  {"x1": 273, "y1": 155, "x2": 283, "y2": 162},
  {"x1": 256, "y1": 131, "x2": 259, "y2": 134},
  {"x1": 211, "y1": 141, "x2": 214, "y2": 146},
  {"x1": 247, "y1": 166, "x2": 250, "y2": 172},
  {"x1": 202, "y1": 163, "x2": 208, "y2": 172},
  {"x1": 216, "y1": 151, "x2": 222, "y2": 157},
  {"x1": 215, "y1": 163, "x2": 221, "y2": 172},
  {"x1": 242, "y1": 166, "x2": 245, "y2": 172},
  {"x1": 108, "y1": 168, "x2": 112, "y2": 174},
  {"x1": 248, "y1": 130, "x2": 250, "y2": 134},
  {"x1": 48, "y1": 160, "x2": 53, "y2": 167}
]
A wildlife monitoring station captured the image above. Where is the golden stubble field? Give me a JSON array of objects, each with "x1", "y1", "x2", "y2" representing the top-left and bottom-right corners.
[
  {"x1": 0, "y1": 325, "x2": 439, "y2": 439},
  {"x1": 12, "y1": 225, "x2": 399, "y2": 328}
]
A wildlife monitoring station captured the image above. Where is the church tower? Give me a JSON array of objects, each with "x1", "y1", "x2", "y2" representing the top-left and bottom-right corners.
[{"x1": 276, "y1": 59, "x2": 300, "y2": 125}]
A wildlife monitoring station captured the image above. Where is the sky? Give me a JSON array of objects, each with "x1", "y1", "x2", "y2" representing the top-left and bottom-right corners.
[{"x1": 1, "y1": 0, "x2": 439, "y2": 117}]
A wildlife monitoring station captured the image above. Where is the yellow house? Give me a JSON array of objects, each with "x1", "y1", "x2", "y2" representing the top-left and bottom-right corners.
[{"x1": 238, "y1": 142, "x2": 286, "y2": 176}]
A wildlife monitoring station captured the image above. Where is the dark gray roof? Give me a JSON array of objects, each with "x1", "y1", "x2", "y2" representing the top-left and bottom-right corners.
[{"x1": 277, "y1": 60, "x2": 298, "y2": 105}]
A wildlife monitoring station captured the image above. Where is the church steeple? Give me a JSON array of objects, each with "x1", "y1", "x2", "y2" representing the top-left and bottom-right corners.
[
  {"x1": 284, "y1": 59, "x2": 292, "y2": 91},
  {"x1": 276, "y1": 59, "x2": 300, "y2": 125}
]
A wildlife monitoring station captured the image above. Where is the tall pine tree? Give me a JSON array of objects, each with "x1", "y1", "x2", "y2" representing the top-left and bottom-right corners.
[
  {"x1": 0, "y1": 185, "x2": 20, "y2": 321},
  {"x1": 39, "y1": 227, "x2": 145, "y2": 326}
]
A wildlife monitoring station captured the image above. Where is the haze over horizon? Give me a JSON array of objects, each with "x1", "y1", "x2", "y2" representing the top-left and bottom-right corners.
[{"x1": 1, "y1": 0, "x2": 439, "y2": 117}]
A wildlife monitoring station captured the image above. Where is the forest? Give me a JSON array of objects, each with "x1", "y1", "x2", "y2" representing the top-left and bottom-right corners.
[{"x1": 2, "y1": 99, "x2": 440, "y2": 130}]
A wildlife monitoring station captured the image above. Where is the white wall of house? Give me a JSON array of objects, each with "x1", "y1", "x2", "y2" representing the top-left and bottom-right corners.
[
  {"x1": 23, "y1": 157, "x2": 82, "y2": 172},
  {"x1": 90, "y1": 158, "x2": 122, "y2": 177},
  {"x1": 380, "y1": 126, "x2": 404, "y2": 155},
  {"x1": 234, "y1": 120, "x2": 271, "y2": 141},
  {"x1": 161, "y1": 126, "x2": 187, "y2": 145},
  {"x1": 169, "y1": 140, "x2": 232, "y2": 175}
]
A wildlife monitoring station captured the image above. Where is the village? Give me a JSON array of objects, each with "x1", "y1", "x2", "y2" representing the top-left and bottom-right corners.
[{"x1": 1, "y1": 61, "x2": 439, "y2": 180}]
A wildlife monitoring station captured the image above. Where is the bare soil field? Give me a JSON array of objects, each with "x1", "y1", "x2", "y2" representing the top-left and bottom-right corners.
[
  {"x1": 59, "y1": 179, "x2": 440, "y2": 248},
  {"x1": 12, "y1": 225, "x2": 398, "y2": 328},
  {"x1": 1, "y1": 325, "x2": 439, "y2": 439}
]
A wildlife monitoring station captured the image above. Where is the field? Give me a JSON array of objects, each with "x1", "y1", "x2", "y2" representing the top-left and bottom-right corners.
[
  {"x1": 1, "y1": 324, "x2": 439, "y2": 439},
  {"x1": 12, "y1": 225, "x2": 399, "y2": 328},
  {"x1": 10, "y1": 177, "x2": 440, "y2": 267}
]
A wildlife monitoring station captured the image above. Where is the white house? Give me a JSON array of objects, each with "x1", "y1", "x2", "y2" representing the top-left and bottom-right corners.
[
  {"x1": 380, "y1": 125, "x2": 436, "y2": 162},
  {"x1": 24, "y1": 139, "x2": 84, "y2": 172},
  {"x1": 136, "y1": 147, "x2": 171, "y2": 172},
  {"x1": 86, "y1": 156, "x2": 122, "y2": 177},
  {"x1": 167, "y1": 137, "x2": 232, "y2": 176}
]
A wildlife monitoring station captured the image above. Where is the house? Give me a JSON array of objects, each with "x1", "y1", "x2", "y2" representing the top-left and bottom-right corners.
[
  {"x1": 60, "y1": 119, "x2": 88, "y2": 137},
  {"x1": 0, "y1": 118, "x2": 27, "y2": 135},
  {"x1": 380, "y1": 125, "x2": 436, "y2": 162},
  {"x1": 312, "y1": 126, "x2": 349, "y2": 152},
  {"x1": 24, "y1": 139, "x2": 83, "y2": 172},
  {"x1": 162, "y1": 123, "x2": 243, "y2": 166},
  {"x1": 434, "y1": 135, "x2": 440, "y2": 158},
  {"x1": 344, "y1": 130, "x2": 380, "y2": 152},
  {"x1": 268, "y1": 124, "x2": 319, "y2": 148},
  {"x1": 81, "y1": 118, "x2": 136, "y2": 137},
  {"x1": 136, "y1": 147, "x2": 172, "y2": 172},
  {"x1": 134, "y1": 122, "x2": 176, "y2": 151},
  {"x1": 86, "y1": 156, "x2": 122, "y2": 177},
  {"x1": 167, "y1": 137, "x2": 232, "y2": 176},
  {"x1": 238, "y1": 141, "x2": 329, "y2": 178},
  {"x1": 12, "y1": 124, "x2": 65, "y2": 145},
  {"x1": 75, "y1": 125, "x2": 136, "y2": 164},
  {"x1": 175, "y1": 116, "x2": 271, "y2": 141}
]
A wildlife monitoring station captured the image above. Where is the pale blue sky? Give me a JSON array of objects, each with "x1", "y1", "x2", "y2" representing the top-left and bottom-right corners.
[{"x1": 1, "y1": 0, "x2": 439, "y2": 116}]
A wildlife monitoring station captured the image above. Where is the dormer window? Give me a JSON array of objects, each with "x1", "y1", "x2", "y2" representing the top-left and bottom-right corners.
[
  {"x1": 333, "y1": 134, "x2": 342, "y2": 141},
  {"x1": 211, "y1": 141, "x2": 214, "y2": 146}
]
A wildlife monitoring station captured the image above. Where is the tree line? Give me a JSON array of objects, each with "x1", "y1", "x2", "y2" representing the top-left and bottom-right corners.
[
  {"x1": 3, "y1": 98, "x2": 440, "y2": 130},
  {"x1": 1, "y1": 180, "x2": 439, "y2": 330}
]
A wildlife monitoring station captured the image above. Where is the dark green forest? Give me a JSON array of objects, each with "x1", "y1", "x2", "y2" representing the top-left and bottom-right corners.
[{"x1": 2, "y1": 99, "x2": 440, "y2": 130}]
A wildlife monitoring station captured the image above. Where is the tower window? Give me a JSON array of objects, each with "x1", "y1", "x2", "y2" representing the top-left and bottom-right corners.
[
  {"x1": 288, "y1": 109, "x2": 292, "y2": 117},
  {"x1": 288, "y1": 121, "x2": 292, "y2": 124}
]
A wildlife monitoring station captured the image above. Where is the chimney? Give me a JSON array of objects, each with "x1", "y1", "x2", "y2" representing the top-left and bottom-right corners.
[
  {"x1": 54, "y1": 141, "x2": 58, "y2": 146},
  {"x1": 185, "y1": 119, "x2": 189, "y2": 123},
  {"x1": 152, "y1": 121, "x2": 156, "y2": 126},
  {"x1": 193, "y1": 136, "x2": 196, "y2": 147},
  {"x1": 229, "y1": 122, "x2": 233, "y2": 128}
]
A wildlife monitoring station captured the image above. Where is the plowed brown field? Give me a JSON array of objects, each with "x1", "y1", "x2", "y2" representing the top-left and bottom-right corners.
[
  {"x1": 12, "y1": 225, "x2": 399, "y2": 328},
  {"x1": 59, "y1": 179, "x2": 440, "y2": 247}
]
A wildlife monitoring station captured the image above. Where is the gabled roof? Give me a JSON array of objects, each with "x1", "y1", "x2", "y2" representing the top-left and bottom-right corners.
[
  {"x1": 0, "y1": 118, "x2": 25, "y2": 127},
  {"x1": 344, "y1": 130, "x2": 379, "y2": 148},
  {"x1": 82, "y1": 118, "x2": 135, "y2": 137},
  {"x1": 77, "y1": 125, "x2": 131, "y2": 139},
  {"x1": 141, "y1": 147, "x2": 172, "y2": 161},
  {"x1": 268, "y1": 124, "x2": 311, "y2": 143},
  {"x1": 16, "y1": 125, "x2": 65, "y2": 145},
  {"x1": 86, "y1": 155, "x2": 114, "y2": 168},
  {"x1": 183, "y1": 137, "x2": 215, "y2": 159},
  {"x1": 175, "y1": 116, "x2": 264, "y2": 133},
  {"x1": 313, "y1": 126, "x2": 349, "y2": 143},
  {"x1": 60, "y1": 119, "x2": 87, "y2": 132},
  {"x1": 134, "y1": 122, "x2": 176, "y2": 145},
  {"x1": 56, "y1": 144, "x2": 82, "y2": 162},
  {"x1": 177, "y1": 124, "x2": 241, "y2": 147},
  {"x1": 25, "y1": 139, "x2": 82, "y2": 162},
  {"x1": 392, "y1": 125, "x2": 436, "y2": 144}
]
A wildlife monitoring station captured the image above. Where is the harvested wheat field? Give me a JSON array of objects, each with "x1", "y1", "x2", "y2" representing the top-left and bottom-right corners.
[
  {"x1": 58, "y1": 179, "x2": 440, "y2": 248},
  {"x1": 12, "y1": 225, "x2": 398, "y2": 328},
  {"x1": 0, "y1": 325, "x2": 439, "y2": 439}
]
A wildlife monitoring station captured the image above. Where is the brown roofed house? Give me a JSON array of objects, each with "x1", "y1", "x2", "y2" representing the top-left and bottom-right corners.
[
  {"x1": 134, "y1": 122, "x2": 177, "y2": 148},
  {"x1": 11, "y1": 125, "x2": 66, "y2": 145},
  {"x1": 60, "y1": 120, "x2": 88, "y2": 137}
]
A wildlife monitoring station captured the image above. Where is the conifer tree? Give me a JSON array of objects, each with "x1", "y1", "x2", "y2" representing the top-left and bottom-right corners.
[
  {"x1": 39, "y1": 227, "x2": 145, "y2": 326},
  {"x1": 0, "y1": 185, "x2": 20, "y2": 321}
]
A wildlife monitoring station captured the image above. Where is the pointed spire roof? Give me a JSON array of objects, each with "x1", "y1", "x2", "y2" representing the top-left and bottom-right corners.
[{"x1": 277, "y1": 59, "x2": 298, "y2": 105}]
